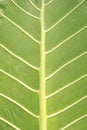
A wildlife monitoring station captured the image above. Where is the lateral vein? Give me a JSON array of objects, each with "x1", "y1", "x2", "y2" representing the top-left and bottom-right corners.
[
  {"x1": 45, "y1": 0, "x2": 85, "y2": 32},
  {"x1": 61, "y1": 114, "x2": 87, "y2": 130},
  {"x1": 0, "y1": 12, "x2": 40, "y2": 44},
  {"x1": 0, "y1": 93, "x2": 39, "y2": 119},
  {"x1": 0, "y1": 117, "x2": 20, "y2": 130},
  {"x1": 45, "y1": 26, "x2": 87, "y2": 55},
  {"x1": 0, "y1": 43, "x2": 39, "y2": 71},
  {"x1": 47, "y1": 96, "x2": 87, "y2": 119},
  {"x1": 46, "y1": 51, "x2": 87, "y2": 80},
  {"x1": 28, "y1": 0, "x2": 41, "y2": 11},
  {"x1": 45, "y1": 0, "x2": 54, "y2": 6},
  {"x1": 0, "y1": 69, "x2": 38, "y2": 93},
  {"x1": 10, "y1": 0, "x2": 40, "y2": 19},
  {"x1": 46, "y1": 74, "x2": 87, "y2": 99}
]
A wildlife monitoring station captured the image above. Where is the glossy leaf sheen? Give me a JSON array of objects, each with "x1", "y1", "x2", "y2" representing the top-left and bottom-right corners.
[{"x1": 0, "y1": 0, "x2": 87, "y2": 130}]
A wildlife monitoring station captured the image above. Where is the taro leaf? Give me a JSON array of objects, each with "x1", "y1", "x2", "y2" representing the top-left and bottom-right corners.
[{"x1": 0, "y1": 0, "x2": 87, "y2": 130}]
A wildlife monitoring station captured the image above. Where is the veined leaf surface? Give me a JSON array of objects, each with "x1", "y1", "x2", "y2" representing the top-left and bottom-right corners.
[{"x1": 0, "y1": 0, "x2": 87, "y2": 130}]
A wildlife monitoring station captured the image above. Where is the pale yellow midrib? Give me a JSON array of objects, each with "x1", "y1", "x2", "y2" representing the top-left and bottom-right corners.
[{"x1": 39, "y1": 0, "x2": 47, "y2": 130}]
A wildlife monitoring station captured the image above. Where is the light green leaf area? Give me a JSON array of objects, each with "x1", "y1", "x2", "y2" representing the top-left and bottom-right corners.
[{"x1": 0, "y1": 0, "x2": 87, "y2": 130}]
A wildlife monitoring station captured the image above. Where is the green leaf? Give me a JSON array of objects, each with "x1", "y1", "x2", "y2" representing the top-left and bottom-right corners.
[{"x1": 0, "y1": 0, "x2": 87, "y2": 130}]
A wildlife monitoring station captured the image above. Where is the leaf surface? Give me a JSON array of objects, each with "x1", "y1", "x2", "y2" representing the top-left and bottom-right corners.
[{"x1": 0, "y1": 0, "x2": 87, "y2": 130}]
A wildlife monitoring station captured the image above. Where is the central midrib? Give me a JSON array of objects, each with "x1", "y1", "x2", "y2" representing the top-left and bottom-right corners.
[{"x1": 39, "y1": 0, "x2": 47, "y2": 130}]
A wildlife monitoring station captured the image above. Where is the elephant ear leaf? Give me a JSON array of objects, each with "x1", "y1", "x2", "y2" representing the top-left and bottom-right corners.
[{"x1": 0, "y1": 0, "x2": 87, "y2": 130}]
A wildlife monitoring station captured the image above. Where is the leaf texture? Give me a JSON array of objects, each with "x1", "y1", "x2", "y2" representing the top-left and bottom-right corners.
[{"x1": 0, "y1": 0, "x2": 87, "y2": 130}]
